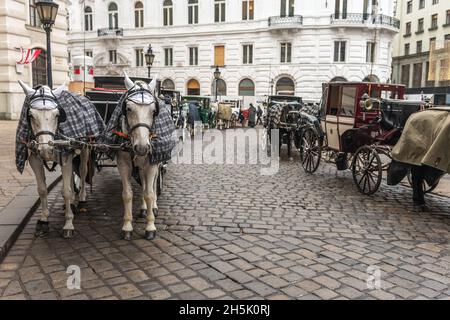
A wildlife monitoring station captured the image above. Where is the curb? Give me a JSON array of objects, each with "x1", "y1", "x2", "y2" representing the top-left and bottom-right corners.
[{"x1": 0, "y1": 174, "x2": 62, "y2": 263}]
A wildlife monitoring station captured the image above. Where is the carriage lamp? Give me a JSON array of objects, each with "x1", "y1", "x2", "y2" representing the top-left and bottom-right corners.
[
  {"x1": 35, "y1": 0, "x2": 59, "y2": 88},
  {"x1": 145, "y1": 44, "x2": 155, "y2": 78},
  {"x1": 213, "y1": 66, "x2": 221, "y2": 102}
]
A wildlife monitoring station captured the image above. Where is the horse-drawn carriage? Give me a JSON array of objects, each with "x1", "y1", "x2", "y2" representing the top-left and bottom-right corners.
[
  {"x1": 299, "y1": 81, "x2": 435, "y2": 195},
  {"x1": 181, "y1": 96, "x2": 215, "y2": 131}
]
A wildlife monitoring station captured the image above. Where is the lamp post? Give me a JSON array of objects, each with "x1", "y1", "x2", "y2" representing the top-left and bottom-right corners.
[
  {"x1": 213, "y1": 66, "x2": 221, "y2": 102},
  {"x1": 145, "y1": 44, "x2": 155, "y2": 79},
  {"x1": 35, "y1": 0, "x2": 59, "y2": 88}
]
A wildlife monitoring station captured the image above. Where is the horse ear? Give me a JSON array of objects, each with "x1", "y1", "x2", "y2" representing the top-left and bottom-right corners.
[
  {"x1": 52, "y1": 81, "x2": 67, "y2": 98},
  {"x1": 123, "y1": 71, "x2": 134, "y2": 90},
  {"x1": 148, "y1": 74, "x2": 158, "y2": 94},
  {"x1": 18, "y1": 80, "x2": 34, "y2": 97}
]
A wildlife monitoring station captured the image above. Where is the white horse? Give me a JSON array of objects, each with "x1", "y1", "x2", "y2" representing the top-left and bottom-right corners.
[
  {"x1": 18, "y1": 81, "x2": 90, "y2": 239},
  {"x1": 117, "y1": 73, "x2": 160, "y2": 240}
]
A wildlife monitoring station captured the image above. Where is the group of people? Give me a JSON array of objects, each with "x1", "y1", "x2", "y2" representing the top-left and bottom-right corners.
[{"x1": 238, "y1": 103, "x2": 264, "y2": 128}]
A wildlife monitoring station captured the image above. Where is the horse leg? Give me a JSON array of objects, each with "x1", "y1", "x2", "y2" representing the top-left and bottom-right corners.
[
  {"x1": 29, "y1": 153, "x2": 50, "y2": 237},
  {"x1": 78, "y1": 149, "x2": 89, "y2": 212},
  {"x1": 117, "y1": 152, "x2": 133, "y2": 240},
  {"x1": 139, "y1": 167, "x2": 147, "y2": 218},
  {"x1": 62, "y1": 154, "x2": 75, "y2": 239},
  {"x1": 152, "y1": 167, "x2": 159, "y2": 218},
  {"x1": 143, "y1": 163, "x2": 159, "y2": 240}
]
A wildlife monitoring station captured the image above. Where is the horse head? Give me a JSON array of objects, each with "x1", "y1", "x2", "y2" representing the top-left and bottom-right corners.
[
  {"x1": 123, "y1": 72, "x2": 159, "y2": 157},
  {"x1": 18, "y1": 80, "x2": 67, "y2": 161}
]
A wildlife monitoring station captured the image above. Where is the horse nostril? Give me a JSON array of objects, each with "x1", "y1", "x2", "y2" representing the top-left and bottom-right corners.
[{"x1": 133, "y1": 144, "x2": 149, "y2": 156}]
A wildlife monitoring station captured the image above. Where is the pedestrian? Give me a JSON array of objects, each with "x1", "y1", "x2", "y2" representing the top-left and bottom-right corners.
[
  {"x1": 248, "y1": 103, "x2": 256, "y2": 128},
  {"x1": 256, "y1": 105, "x2": 263, "y2": 126}
]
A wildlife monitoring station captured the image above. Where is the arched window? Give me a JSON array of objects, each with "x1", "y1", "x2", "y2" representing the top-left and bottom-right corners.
[
  {"x1": 276, "y1": 77, "x2": 295, "y2": 95},
  {"x1": 187, "y1": 79, "x2": 200, "y2": 95},
  {"x1": 108, "y1": 2, "x2": 118, "y2": 29},
  {"x1": 363, "y1": 74, "x2": 380, "y2": 82},
  {"x1": 330, "y1": 76, "x2": 347, "y2": 82},
  {"x1": 84, "y1": 6, "x2": 93, "y2": 31},
  {"x1": 163, "y1": 0, "x2": 173, "y2": 26},
  {"x1": 188, "y1": 0, "x2": 199, "y2": 24},
  {"x1": 238, "y1": 78, "x2": 255, "y2": 96},
  {"x1": 32, "y1": 49, "x2": 47, "y2": 87},
  {"x1": 162, "y1": 79, "x2": 175, "y2": 90},
  {"x1": 134, "y1": 2, "x2": 144, "y2": 28},
  {"x1": 211, "y1": 78, "x2": 227, "y2": 96}
]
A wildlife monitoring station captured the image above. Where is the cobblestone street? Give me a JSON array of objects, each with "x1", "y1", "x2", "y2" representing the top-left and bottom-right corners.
[{"x1": 0, "y1": 134, "x2": 449, "y2": 300}]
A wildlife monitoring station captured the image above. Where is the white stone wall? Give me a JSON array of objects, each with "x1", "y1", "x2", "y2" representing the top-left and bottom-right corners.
[
  {"x1": 0, "y1": 0, "x2": 69, "y2": 120},
  {"x1": 68, "y1": 0, "x2": 399, "y2": 100}
]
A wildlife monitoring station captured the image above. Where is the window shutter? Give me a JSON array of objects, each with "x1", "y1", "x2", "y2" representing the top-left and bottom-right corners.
[{"x1": 215, "y1": 46, "x2": 225, "y2": 66}]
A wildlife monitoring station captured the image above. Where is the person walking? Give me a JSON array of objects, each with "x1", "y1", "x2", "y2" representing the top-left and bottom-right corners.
[
  {"x1": 256, "y1": 105, "x2": 263, "y2": 126},
  {"x1": 248, "y1": 103, "x2": 256, "y2": 128}
]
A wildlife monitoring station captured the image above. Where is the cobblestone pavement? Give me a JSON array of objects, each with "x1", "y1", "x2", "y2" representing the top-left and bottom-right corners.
[
  {"x1": 0, "y1": 121, "x2": 38, "y2": 212},
  {"x1": 0, "y1": 133, "x2": 449, "y2": 300}
]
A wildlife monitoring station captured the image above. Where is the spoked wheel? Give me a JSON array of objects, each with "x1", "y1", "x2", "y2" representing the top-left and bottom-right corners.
[
  {"x1": 351, "y1": 146, "x2": 382, "y2": 195},
  {"x1": 406, "y1": 172, "x2": 440, "y2": 194},
  {"x1": 299, "y1": 128, "x2": 321, "y2": 173}
]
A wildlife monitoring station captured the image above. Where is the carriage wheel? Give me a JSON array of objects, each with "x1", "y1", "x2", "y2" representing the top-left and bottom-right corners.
[
  {"x1": 299, "y1": 128, "x2": 321, "y2": 173},
  {"x1": 406, "y1": 172, "x2": 440, "y2": 194},
  {"x1": 351, "y1": 146, "x2": 382, "y2": 195}
]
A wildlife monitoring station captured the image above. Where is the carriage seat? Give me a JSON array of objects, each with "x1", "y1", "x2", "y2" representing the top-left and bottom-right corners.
[{"x1": 380, "y1": 100, "x2": 423, "y2": 131}]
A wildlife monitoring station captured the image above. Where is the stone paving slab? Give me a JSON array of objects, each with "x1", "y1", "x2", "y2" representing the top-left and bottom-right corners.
[{"x1": 0, "y1": 134, "x2": 450, "y2": 300}]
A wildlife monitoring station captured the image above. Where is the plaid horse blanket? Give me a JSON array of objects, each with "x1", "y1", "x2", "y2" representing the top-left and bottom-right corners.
[
  {"x1": 15, "y1": 91, "x2": 105, "y2": 173},
  {"x1": 104, "y1": 93, "x2": 176, "y2": 164}
]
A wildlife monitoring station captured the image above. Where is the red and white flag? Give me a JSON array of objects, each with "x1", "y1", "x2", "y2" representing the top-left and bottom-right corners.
[{"x1": 16, "y1": 48, "x2": 42, "y2": 65}]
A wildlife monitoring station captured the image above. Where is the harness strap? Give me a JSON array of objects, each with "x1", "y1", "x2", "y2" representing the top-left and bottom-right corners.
[{"x1": 43, "y1": 161, "x2": 57, "y2": 172}]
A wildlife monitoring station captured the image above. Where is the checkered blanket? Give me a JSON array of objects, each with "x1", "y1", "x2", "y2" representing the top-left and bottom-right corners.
[
  {"x1": 104, "y1": 93, "x2": 176, "y2": 164},
  {"x1": 15, "y1": 91, "x2": 105, "y2": 173}
]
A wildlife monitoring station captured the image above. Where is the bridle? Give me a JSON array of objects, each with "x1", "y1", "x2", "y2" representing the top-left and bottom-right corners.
[{"x1": 122, "y1": 83, "x2": 159, "y2": 136}]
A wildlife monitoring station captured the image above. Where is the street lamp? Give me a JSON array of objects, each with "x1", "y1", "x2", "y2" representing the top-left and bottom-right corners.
[
  {"x1": 35, "y1": 0, "x2": 59, "y2": 88},
  {"x1": 145, "y1": 44, "x2": 155, "y2": 78},
  {"x1": 214, "y1": 66, "x2": 221, "y2": 102}
]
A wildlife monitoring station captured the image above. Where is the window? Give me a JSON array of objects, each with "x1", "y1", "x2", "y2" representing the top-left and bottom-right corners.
[
  {"x1": 405, "y1": 22, "x2": 411, "y2": 35},
  {"x1": 413, "y1": 63, "x2": 423, "y2": 87},
  {"x1": 401, "y1": 64, "x2": 410, "y2": 87},
  {"x1": 109, "y1": 50, "x2": 117, "y2": 64},
  {"x1": 432, "y1": 0, "x2": 439, "y2": 4},
  {"x1": 419, "y1": 0, "x2": 425, "y2": 9},
  {"x1": 430, "y1": 14, "x2": 438, "y2": 30},
  {"x1": 340, "y1": 86, "x2": 357, "y2": 117},
  {"x1": 212, "y1": 79, "x2": 227, "y2": 96},
  {"x1": 85, "y1": 50, "x2": 93, "y2": 57},
  {"x1": 164, "y1": 48, "x2": 173, "y2": 66},
  {"x1": 32, "y1": 49, "x2": 47, "y2": 87},
  {"x1": 430, "y1": 37, "x2": 436, "y2": 50},
  {"x1": 407, "y1": 1, "x2": 412, "y2": 14},
  {"x1": 108, "y1": 3, "x2": 118, "y2": 29},
  {"x1": 281, "y1": 0, "x2": 295, "y2": 17},
  {"x1": 242, "y1": 0, "x2": 254, "y2": 20},
  {"x1": 446, "y1": 10, "x2": 450, "y2": 25},
  {"x1": 84, "y1": 6, "x2": 93, "y2": 31},
  {"x1": 163, "y1": 0, "x2": 173, "y2": 26},
  {"x1": 29, "y1": 0, "x2": 41, "y2": 27},
  {"x1": 280, "y1": 42, "x2": 292, "y2": 63},
  {"x1": 416, "y1": 41, "x2": 423, "y2": 53},
  {"x1": 215, "y1": 0, "x2": 226, "y2": 23},
  {"x1": 334, "y1": 0, "x2": 348, "y2": 19},
  {"x1": 135, "y1": 2, "x2": 144, "y2": 28},
  {"x1": 366, "y1": 42, "x2": 375, "y2": 63},
  {"x1": 439, "y1": 59, "x2": 449, "y2": 86},
  {"x1": 214, "y1": 45, "x2": 225, "y2": 66},
  {"x1": 243, "y1": 44, "x2": 253, "y2": 64},
  {"x1": 188, "y1": 0, "x2": 199, "y2": 24},
  {"x1": 187, "y1": 79, "x2": 200, "y2": 95},
  {"x1": 334, "y1": 41, "x2": 346, "y2": 62},
  {"x1": 162, "y1": 79, "x2": 175, "y2": 90},
  {"x1": 135, "y1": 49, "x2": 144, "y2": 67},
  {"x1": 417, "y1": 18, "x2": 424, "y2": 33},
  {"x1": 405, "y1": 43, "x2": 410, "y2": 55},
  {"x1": 189, "y1": 47, "x2": 198, "y2": 66},
  {"x1": 238, "y1": 78, "x2": 255, "y2": 96},
  {"x1": 275, "y1": 77, "x2": 295, "y2": 95}
]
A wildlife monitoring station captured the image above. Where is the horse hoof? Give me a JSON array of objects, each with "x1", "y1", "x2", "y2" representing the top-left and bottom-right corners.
[
  {"x1": 144, "y1": 230, "x2": 156, "y2": 240},
  {"x1": 78, "y1": 201, "x2": 87, "y2": 212},
  {"x1": 63, "y1": 229, "x2": 74, "y2": 239},
  {"x1": 122, "y1": 231, "x2": 133, "y2": 241},
  {"x1": 153, "y1": 208, "x2": 159, "y2": 217},
  {"x1": 139, "y1": 209, "x2": 147, "y2": 219},
  {"x1": 35, "y1": 220, "x2": 49, "y2": 238}
]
